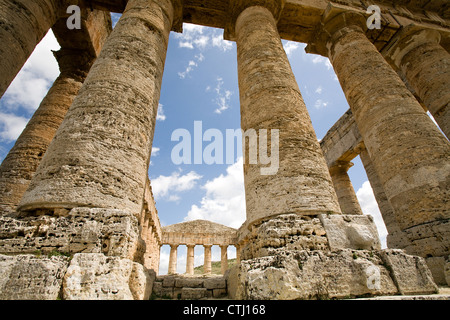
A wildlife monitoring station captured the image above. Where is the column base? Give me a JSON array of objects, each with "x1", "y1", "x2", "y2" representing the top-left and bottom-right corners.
[{"x1": 227, "y1": 248, "x2": 438, "y2": 300}]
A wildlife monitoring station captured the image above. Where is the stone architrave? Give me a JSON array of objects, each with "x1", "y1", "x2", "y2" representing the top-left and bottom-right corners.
[
  {"x1": 0, "y1": 0, "x2": 60, "y2": 98},
  {"x1": 18, "y1": 0, "x2": 180, "y2": 215},
  {"x1": 235, "y1": 3, "x2": 341, "y2": 229}
]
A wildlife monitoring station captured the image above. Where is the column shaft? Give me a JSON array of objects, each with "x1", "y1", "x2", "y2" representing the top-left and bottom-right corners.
[
  {"x1": 18, "y1": 0, "x2": 176, "y2": 214},
  {"x1": 327, "y1": 24, "x2": 450, "y2": 280},
  {"x1": 385, "y1": 29, "x2": 450, "y2": 138},
  {"x1": 203, "y1": 245, "x2": 212, "y2": 274},
  {"x1": 186, "y1": 245, "x2": 195, "y2": 275},
  {"x1": 236, "y1": 6, "x2": 340, "y2": 226},
  {"x1": 168, "y1": 244, "x2": 178, "y2": 274},
  {"x1": 0, "y1": 49, "x2": 94, "y2": 215},
  {"x1": 329, "y1": 161, "x2": 363, "y2": 215},
  {"x1": 0, "y1": 0, "x2": 60, "y2": 98},
  {"x1": 220, "y1": 245, "x2": 228, "y2": 275}
]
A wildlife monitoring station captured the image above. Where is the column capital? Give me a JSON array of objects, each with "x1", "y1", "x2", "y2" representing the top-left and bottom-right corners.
[
  {"x1": 53, "y1": 48, "x2": 95, "y2": 81},
  {"x1": 224, "y1": 0, "x2": 285, "y2": 41},
  {"x1": 305, "y1": 4, "x2": 368, "y2": 57},
  {"x1": 381, "y1": 25, "x2": 442, "y2": 70},
  {"x1": 329, "y1": 160, "x2": 354, "y2": 175}
]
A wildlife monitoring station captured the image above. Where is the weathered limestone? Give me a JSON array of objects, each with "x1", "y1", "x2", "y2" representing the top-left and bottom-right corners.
[
  {"x1": 311, "y1": 10, "x2": 450, "y2": 282},
  {"x1": 382, "y1": 26, "x2": 450, "y2": 138},
  {"x1": 235, "y1": 4, "x2": 340, "y2": 231},
  {"x1": 186, "y1": 245, "x2": 195, "y2": 275},
  {"x1": 328, "y1": 161, "x2": 363, "y2": 215},
  {"x1": 220, "y1": 245, "x2": 228, "y2": 275},
  {"x1": 18, "y1": 0, "x2": 179, "y2": 215},
  {"x1": 204, "y1": 245, "x2": 212, "y2": 274},
  {"x1": 168, "y1": 245, "x2": 178, "y2": 275},
  {"x1": 0, "y1": 0, "x2": 60, "y2": 98},
  {"x1": 63, "y1": 253, "x2": 154, "y2": 300},
  {"x1": 153, "y1": 274, "x2": 227, "y2": 299}
]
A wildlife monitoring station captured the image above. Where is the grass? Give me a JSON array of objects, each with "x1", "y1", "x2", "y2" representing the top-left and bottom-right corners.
[{"x1": 193, "y1": 258, "x2": 237, "y2": 275}]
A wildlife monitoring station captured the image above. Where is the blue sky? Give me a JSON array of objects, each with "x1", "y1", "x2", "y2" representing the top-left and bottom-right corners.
[{"x1": 0, "y1": 13, "x2": 388, "y2": 273}]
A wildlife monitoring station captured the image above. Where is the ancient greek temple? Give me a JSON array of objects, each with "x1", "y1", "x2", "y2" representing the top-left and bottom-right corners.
[{"x1": 0, "y1": 0, "x2": 449, "y2": 300}]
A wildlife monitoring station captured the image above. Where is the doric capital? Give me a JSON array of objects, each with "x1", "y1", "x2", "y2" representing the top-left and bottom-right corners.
[
  {"x1": 329, "y1": 160, "x2": 354, "y2": 175},
  {"x1": 53, "y1": 48, "x2": 95, "y2": 81},
  {"x1": 305, "y1": 3, "x2": 368, "y2": 57},
  {"x1": 224, "y1": 0, "x2": 285, "y2": 41},
  {"x1": 381, "y1": 25, "x2": 442, "y2": 70}
]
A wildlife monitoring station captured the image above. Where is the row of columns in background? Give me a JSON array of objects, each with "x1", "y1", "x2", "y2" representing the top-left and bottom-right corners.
[
  {"x1": 167, "y1": 244, "x2": 239, "y2": 275},
  {"x1": 0, "y1": 0, "x2": 448, "y2": 281}
]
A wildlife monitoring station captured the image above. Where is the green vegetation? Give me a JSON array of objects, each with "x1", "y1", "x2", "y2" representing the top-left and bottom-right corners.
[{"x1": 193, "y1": 258, "x2": 237, "y2": 275}]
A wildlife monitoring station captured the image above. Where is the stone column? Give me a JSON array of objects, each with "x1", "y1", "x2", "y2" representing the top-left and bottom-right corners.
[
  {"x1": 0, "y1": 49, "x2": 95, "y2": 216},
  {"x1": 220, "y1": 245, "x2": 228, "y2": 275},
  {"x1": 359, "y1": 148, "x2": 410, "y2": 249},
  {"x1": 235, "y1": 4, "x2": 341, "y2": 228},
  {"x1": 186, "y1": 245, "x2": 195, "y2": 275},
  {"x1": 203, "y1": 245, "x2": 212, "y2": 274},
  {"x1": 18, "y1": 0, "x2": 179, "y2": 215},
  {"x1": 382, "y1": 27, "x2": 450, "y2": 138},
  {"x1": 235, "y1": 245, "x2": 241, "y2": 263},
  {"x1": 0, "y1": 0, "x2": 60, "y2": 98},
  {"x1": 315, "y1": 13, "x2": 449, "y2": 281},
  {"x1": 168, "y1": 244, "x2": 178, "y2": 274},
  {"x1": 329, "y1": 161, "x2": 363, "y2": 215}
]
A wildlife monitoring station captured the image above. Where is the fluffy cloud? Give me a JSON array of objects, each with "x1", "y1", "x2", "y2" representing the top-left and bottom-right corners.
[
  {"x1": 282, "y1": 40, "x2": 301, "y2": 58},
  {"x1": 184, "y1": 157, "x2": 246, "y2": 229},
  {"x1": 212, "y1": 77, "x2": 233, "y2": 114},
  {"x1": 2, "y1": 30, "x2": 60, "y2": 113},
  {"x1": 356, "y1": 181, "x2": 388, "y2": 248},
  {"x1": 178, "y1": 53, "x2": 204, "y2": 79},
  {"x1": 314, "y1": 99, "x2": 329, "y2": 109},
  {"x1": 174, "y1": 23, "x2": 233, "y2": 52},
  {"x1": 0, "y1": 112, "x2": 29, "y2": 142},
  {"x1": 156, "y1": 103, "x2": 166, "y2": 121},
  {"x1": 151, "y1": 170, "x2": 202, "y2": 201}
]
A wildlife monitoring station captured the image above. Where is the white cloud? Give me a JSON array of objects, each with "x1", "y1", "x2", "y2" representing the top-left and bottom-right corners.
[
  {"x1": 315, "y1": 86, "x2": 323, "y2": 94},
  {"x1": 311, "y1": 55, "x2": 333, "y2": 70},
  {"x1": 151, "y1": 170, "x2": 202, "y2": 200},
  {"x1": 156, "y1": 103, "x2": 166, "y2": 121},
  {"x1": 213, "y1": 77, "x2": 233, "y2": 114},
  {"x1": 356, "y1": 181, "x2": 388, "y2": 248},
  {"x1": 282, "y1": 41, "x2": 300, "y2": 57},
  {"x1": 175, "y1": 23, "x2": 233, "y2": 52},
  {"x1": 0, "y1": 112, "x2": 29, "y2": 142},
  {"x1": 2, "y1": 30, "x2": 60, "y2": 113},
  {"x1": 314, "y1": 99, "x2": 329, "y2": 109},
  {"x1": 184, "y1": 157, "x2": 246, "y2": 229},
  {"x1": 178, "y1": 53, "x2": 204, "y2": 79}
]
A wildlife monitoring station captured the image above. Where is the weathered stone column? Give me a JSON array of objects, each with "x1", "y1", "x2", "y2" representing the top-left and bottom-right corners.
[
  {"x1": 359, "y1": 147, "x2": 410, "y2": 249},
  {"x1": 0, "y1": 49, "x2": 95, "y2": 216},
  {"x1": 234, "y1": 4, "x2": 341, "y2": 228},
  {"x1": 203, "y1": 245, "x2": 212, "y2": 274},
  {"x1": 18, "y1": 0, "x2": 179, "y2": 215},
  {"x1": 382, "y1": 27, "x2": 450, "y2": 138},
  {"x1": 186, "y1": 245, "x2": 195, "y2": 275},
  {"x1": 220, "y1": 245, "x2": 228, "y2": 275},
  {"x1": 0, "y1": 0, "x2": 61, "y2": 98},
  {"x1": 311, "y1": 12, "x2": 449, "y2": 282},
  {"x1": 168, "y1": 244, "x2": 178, "y2": 274},
  {"x1": 329, "y1": 161, "x2": 363, "y2": 215},
  {"x1": 235, "y1": 244, "x2": 241, "y2": 263}
]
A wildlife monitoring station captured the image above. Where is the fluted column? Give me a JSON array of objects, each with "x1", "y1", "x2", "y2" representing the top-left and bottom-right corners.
[
  {"x1": 0, "y1": 0, "x2": 60, "y2": 98},
  {"x1": 220, "y1": 245, "x2": 228, "y2": 275},
  {"x1": 18, "y1": 0, "x2": 180, "y2": 215},
  {"x1": 383, "y1": 27, "x2": 450, "y2": 138},
  {"x1": 316, "y1": 13, "x2": 449, "y2": 281},
  {"x1": 168, "y1": 244, "x2": 178, "y2": 274},
  {"x1": 186, "y1": 245, "x2": 195, "y2": 275},
  {"x1": 359, "y1": 148, "x2": 410, "y2": 249},
  {"x1": 203, "y1": 245, "x2": 212, "y2": 274},
  {"x1": 329, "y1": 161, "x2": 363, "y2": 215},
  {"x1": 0, "y1": 49, "x2": 95, "y2": 216},
  {"x1": 235, "y1": 4, "x2": 341, "y2": 227}
]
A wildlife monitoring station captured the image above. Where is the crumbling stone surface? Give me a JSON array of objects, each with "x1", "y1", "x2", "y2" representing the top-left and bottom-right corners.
[
  {"x1": 228, "y1": 249, "x2": 437, "y2": 300},
  {"x1": 0, "y1": 254, "x2": 69, "y2": 300},
  {"x1": 0, "y1": 207, "x2": 142, "y2": 261},
  {"x1": 152, "y1": 275, "x2": 227, "y2": 299},
  {"x1": 63, "y1": 253, "x2": 154, "y2": 300}
]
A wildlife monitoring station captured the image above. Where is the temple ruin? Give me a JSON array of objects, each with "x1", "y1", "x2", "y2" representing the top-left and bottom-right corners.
[{"x1": 0, "y1": 0, "x2": 449, "y2": 299}]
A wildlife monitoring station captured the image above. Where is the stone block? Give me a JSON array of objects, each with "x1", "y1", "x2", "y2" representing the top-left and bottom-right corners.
[
  {"x1": 63, "y1": 253, "x2": 153, "y2": 300},
  {"x1": 319, "y1": 214, "x2": 381, "y2": 250},
  {"x1": 445, "y1": 258, "x2": 450, "y2": 286},
  {"x1": 175, "y1": 278, "x2": 204, "y2": 288},
  {"x1": 181, "y1": 288, "x2": 207, "y2": 300},
  {"x1": 212, "y1": 288, "x2": 227, "y2": 298},
  {"x1": 0, "y1": 254, "x2": 69, "y2": 300},
  {"x1": 379, "y1": 249, "x2": 438, "y2": 295},
  {"x1": 162, "y1": 275, "x2": 176, "y2": 287},
  {"x1": 204, "y1": 277, "x2": 226, "y2": 289}
]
